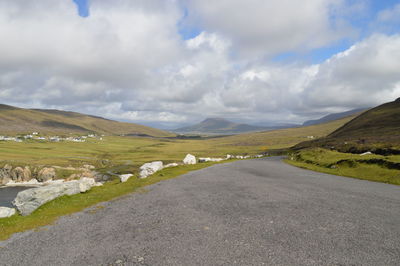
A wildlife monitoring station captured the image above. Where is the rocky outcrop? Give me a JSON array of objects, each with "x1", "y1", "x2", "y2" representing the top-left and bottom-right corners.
[
  {"x1": 183, "y1": 154, "x2": 196, "y2": 165},
  {"x1": 10, "y1": 166, "x2": 32, "y2": 182},
  {"x1": 13, "y1": 178, "x2": 100, "y2": 216},
  {"x1": 139, "y1": 161, "x2": 163, "y2": 179},
  {"x1": 0, "y1": 207, "x2": 16, "y2": 218},
  {"x1": 119, "y1": 174, "x2": 133, "y2": 183},
  {"x1": 0, "y1": 164, "x2": 12, "y2": 185},
  {"x1": 37, "y1": 167, "x2": 56, "y2": 182}
]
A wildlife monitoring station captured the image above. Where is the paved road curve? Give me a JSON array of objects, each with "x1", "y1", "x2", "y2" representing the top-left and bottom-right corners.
[{"x1": 1, "y1": 157, "x2": 399, "y2": 265}]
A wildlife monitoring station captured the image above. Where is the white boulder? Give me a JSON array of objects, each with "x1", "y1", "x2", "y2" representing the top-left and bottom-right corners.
[
  {"x1": 198, "y1": 157, "x2": 224, "y2": 163},
  {"x1": 360, "y1": 151, "x2": 373, "y2": 156},
  {"x1": 119, "y1": 174, "x2": 133, "y2": 183},
  {"x1": 165, "y1": 163, "x2": 179, "y2": 168},
  {"x1": 13, "y1": 178, "x2": 98, "y2": 216},
  {"x1": 0, "y1": 207, "x2": 16, "y2": 218},
  {"x1": 139, "y1": 161, "x2": 164, "y2": 179},
  {"x1": 78, "y1": 177, "x2": 97, "y2": 192},
  {"x1": 183, "y1": 154, "x2": 196, "y2": 165}
]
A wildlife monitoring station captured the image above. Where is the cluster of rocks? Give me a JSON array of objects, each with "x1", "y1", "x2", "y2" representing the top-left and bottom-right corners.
[
  {"x1": 0, "y1": 164, "x2": 105, "y2": 186},
  {"x1": 118, "y1": 154, "x2": 198, "y2": 182},
  {"x1": 119, "y1": 153, "x2": 266, "y2": 182}
]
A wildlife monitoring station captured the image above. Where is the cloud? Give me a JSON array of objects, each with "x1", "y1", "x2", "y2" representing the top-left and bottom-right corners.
[
  {"x1": 182, "y1": 0, "x2": 357, "y2": 58},
  {"x1": 0, "y1": 0, "x2": 398, "y2": 128}
]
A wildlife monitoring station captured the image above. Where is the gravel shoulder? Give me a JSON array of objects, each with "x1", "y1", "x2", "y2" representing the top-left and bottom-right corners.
[{"x1": 0, "y1": 157, "x2": 399, "y2": 265}]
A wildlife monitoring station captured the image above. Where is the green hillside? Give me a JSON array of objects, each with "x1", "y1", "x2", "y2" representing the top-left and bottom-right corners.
[
  {"x1": 294, "y1": 98, "x2": 400, "y2": 152},
  {"x1": 0, "y1": 104, "x2": 174, "y2": 137}
]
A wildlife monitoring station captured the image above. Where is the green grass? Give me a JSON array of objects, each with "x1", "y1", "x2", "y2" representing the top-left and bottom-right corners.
[
  {"x1": 0, "y1": 162, "x2": 222, "y2": 241},
  {"x1": 0, "y1": 116, "x2": 359, "y2": 240},
  {"x1": 287, "y1": 148, "x2": 400, "y2": 185}
]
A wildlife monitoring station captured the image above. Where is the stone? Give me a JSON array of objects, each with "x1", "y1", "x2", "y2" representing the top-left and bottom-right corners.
[
  {"x1": 4, "y1": 179, "x2": 40, "y2": 187},
  {"x1": 119, "y1": 174, "x2": 133, "y2": 183},
  {"x1": 0, "y1": 164, "x2": 12, "y2": 184},
  {"x1": 139, "y1": 161, "x2": 163, "y2": 179},
  {"x1": 165, "y1": 163, "x2": 179, "y2": 168},
  {"x1": 10, "y1": 167, "x2": 25, "y2": 182},
  {"x1": 183, "y1": 154, "x2": 196, "y2": 165},
  {"x1": 0, "y1": 207, "x2": 16, "y2": 218},
  {"x1": 198, "y1": 157, "x2": 224, "y2": 163},
  {"x1": 83, "y1": 164, "x2": 95, "y2": 170},
  {"x1": 13, "y1": 179, "x2": 98, "y2": 216},
  {"x1": 360, "y1": 151, "x2": 373, "y2": 156},
  {"x1": 78, "y1": 177, "x2": 97, "y2": 192},
  {"x1": 37, "y1": 167, "x2": 56, "y2": 182}
]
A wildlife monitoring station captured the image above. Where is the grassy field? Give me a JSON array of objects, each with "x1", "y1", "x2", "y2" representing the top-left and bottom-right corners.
[
  {"x1": 0, "y1": 115, "x2": 360, "y2": 239},
  {"x1": 0, "y1": 114, "x2": 357, "y2": 171},
  {"x1": 287, "y1": 148, "x2": 400, "y2": 185}
]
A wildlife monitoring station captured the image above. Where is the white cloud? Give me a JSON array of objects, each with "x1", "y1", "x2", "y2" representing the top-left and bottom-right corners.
[
  {"x1": 0, "y1": 0, "x2": 398, "y2": 127},
  {"x1": 183, "y1": 0, "x2": 356, "y2": 57}
]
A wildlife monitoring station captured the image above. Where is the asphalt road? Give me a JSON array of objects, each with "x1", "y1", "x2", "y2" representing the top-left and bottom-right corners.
[{"x1": 0, "y1": 157, "x2": 399, "y2": 265}]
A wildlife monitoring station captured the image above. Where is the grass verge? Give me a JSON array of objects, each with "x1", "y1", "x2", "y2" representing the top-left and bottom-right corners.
[
  {"x1": 0, "y1": 162, "x2": 221, "y2": 241},
  {"x1": 286, "y1": 148, "x2": 400, "y2": 185}
]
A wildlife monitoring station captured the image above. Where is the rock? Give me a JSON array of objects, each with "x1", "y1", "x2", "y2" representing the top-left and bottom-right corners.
[
  {"x1": 4, "y1": 179, "x2": 40, "y2": 187},
  {"x1": 0, "y1": 164, "x2": 12, "y2": 184},
  {"x1": 13, "y1": 178, "x2": 98, "y2": 216},
  {"x1": 119, "y1": 174, "x2": 133, "y2": 183},
  {"x1": 139, "y1": 161, "x2": 163, "y2": 179},
  {"x1": 0, "y1": 207, "x2": 16, "y2": 218},
  {"x1": 94, "y1": 173, "x2": 111, "y2": 182},
  {"x1": 83, "y1": 164, "x2": 95, "y2": 170},
  {"x1": 10, "y1": 167, "x2": 25, "y2": 182},
  {"x1": 78, "y1": 177, "x2": 97, "y2": 192},
  {"x1": 37, "y1": 167, "x2": 56, "y2": 182},
  {"x1": 0, "y1": 176, "x2": 11, "y2": 185},
  {"x1": 360, "y1": 151, "x2": 373, "y2": 156},
  {"x1": 165, "y1": 163, "x2": 179, "y2": 168},
  {"x1": 226, "y1": 154, "x2": 233, "y2": 159},
  {"x1": 183, "y1": 154, "x2": 196, "y2": 165},
  {"x1": 198, "y1": 157, "x2": 224, "y2": 163}
]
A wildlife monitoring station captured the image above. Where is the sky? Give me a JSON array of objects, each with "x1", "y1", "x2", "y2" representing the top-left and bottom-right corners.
[{"x1": 0, "y1": 0, "x2": 399, "y2": 129}]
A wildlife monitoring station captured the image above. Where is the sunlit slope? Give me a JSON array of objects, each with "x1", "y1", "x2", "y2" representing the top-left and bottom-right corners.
[{"x1": 0, "y1": 104, "x2": 173, "y2": 137}]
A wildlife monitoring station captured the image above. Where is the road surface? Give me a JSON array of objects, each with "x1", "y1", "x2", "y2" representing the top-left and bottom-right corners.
[{"x1": 0, "y1": 157, "x2": 399, "y2": 265}]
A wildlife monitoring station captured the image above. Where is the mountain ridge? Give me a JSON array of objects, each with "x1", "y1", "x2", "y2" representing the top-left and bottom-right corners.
[
  {"x1": 0, "y1": 104, "x2": 173, "y2": 137},
  {"x1": 302, "y1": 108, "x2": 368, "y2": 126},
  {"x1": 174, "y1": 117, "x2": 269, "y2": 135}
]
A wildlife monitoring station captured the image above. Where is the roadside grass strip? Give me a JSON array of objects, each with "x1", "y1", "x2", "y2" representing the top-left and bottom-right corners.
[{"x1": 0, "y1": 162, "x2": 220, "y2": 241}]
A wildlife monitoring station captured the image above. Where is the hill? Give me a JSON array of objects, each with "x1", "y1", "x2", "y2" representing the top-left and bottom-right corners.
[
  {"x1": 302, "y1": 108, "x2": 367, "y2": 126},
  {"x1": 0, "y1": 104, "x2": 173, "y2": 137},
  {"x1": 294, "y1": 98, "x2": 400, "y2": 152},
  {"x1": 174, "y1": 118, "x2": 269, "y2": 135}
]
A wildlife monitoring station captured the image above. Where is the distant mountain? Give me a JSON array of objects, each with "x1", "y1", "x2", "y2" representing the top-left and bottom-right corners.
[
  {"x1": 174, "y1": 118, "x2": 269, "y2": 135},
  {"x1": 295, "y1": 98, "x2": 400, "y2": 150},
  {"x1": 0, "y1": 104, "x2": 173, "y2": 137},
  {"x1": 303, "y1": 108, "x2": 367, "y2": 126}
]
